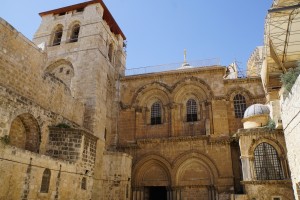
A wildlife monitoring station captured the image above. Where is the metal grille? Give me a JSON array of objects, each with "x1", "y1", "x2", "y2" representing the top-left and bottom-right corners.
[
  {"x1": 187, "y1": 99, "x2": 197, "y2": 122},
  {"x1": 233, "y1": 94, "x2": 246, "y2": 118},
  {"x1": 40, "y1": 168, "x2": 51, "y2": 193},
  {"x1": 254, "y1": 143, "x2": 284, "y2": 180},
  {"x1": 151, "y1": 102, "x2": 161, "y2": 125}
]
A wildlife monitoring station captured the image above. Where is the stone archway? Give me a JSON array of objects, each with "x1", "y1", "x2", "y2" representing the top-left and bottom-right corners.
[
  {"x1": 9, "y1": 113, "x2": 41, "y2": 153},
  {"x1": 132, "y1": 155, "x2": 172, "y2": 200},
  {"x1": 172, "y1": 152, "x2": 219, "y2": 200}
]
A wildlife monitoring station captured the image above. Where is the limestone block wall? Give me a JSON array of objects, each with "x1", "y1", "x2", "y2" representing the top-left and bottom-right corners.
[
  {"x1": 0, "y1": 18, "x2": 84, "y2": 126},
  {"x1": 33, "y1": 3, "x2": 126, "y2": 146},
  {"x1": 0, "y1": 85, "x2": 82, "y2": 155},
  {"x1": 101, "y1": 152, "x2": 132, "y2": 200},
  {"x1": 243, "y1": 182, "x2": 294, "y2": 200},
  {"x1": 121, "y1": 137, "x2": 234, "y2": 199},
  {"x1": 281, "y1": 75, "x2": 300, "y2": 200},
  {"x1": 0, "y1": 143, "x2": 93, "y2": 200},
  {"x1": 46, "y1": 127, "x2": 97, "y2": 171},
  {"x1": 224, "y1": 78, "x2": 265, "y2": 135},
  {"x1": 119, "y1": 68, "x2": 265, "y2": 144}
]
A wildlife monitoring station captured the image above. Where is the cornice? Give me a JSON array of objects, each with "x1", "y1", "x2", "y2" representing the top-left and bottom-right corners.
[
  {"x1": 241, "y1": 180, "x2": 292, "y2": 186},
  {"x1": 121, "y1": 66, "x2": 225, "y2": 82},
  {"x1": 224, "y1": 77, "x2": 262, "y2": 84},
  {"x1": 236, "y1": 127, "x2": 283, "y2": 137}
]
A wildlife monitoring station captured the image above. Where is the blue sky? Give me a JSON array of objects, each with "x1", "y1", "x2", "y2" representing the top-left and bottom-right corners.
[{"x1": 1, "y1": 0, "x2": 272, "y2": 71}]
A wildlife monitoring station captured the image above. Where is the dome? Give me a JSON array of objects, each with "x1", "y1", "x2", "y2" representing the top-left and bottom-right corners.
[
  {"x1": 243, "y1": 104, "x2": 270, "y2": 119},
  {"x1": 177, "y1": 62, "x2": 193, "y2": 70}
]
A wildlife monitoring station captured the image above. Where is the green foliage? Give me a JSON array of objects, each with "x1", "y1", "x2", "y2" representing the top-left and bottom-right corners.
[
  {"x1": 55, "y1": 123, "x2": 71, "y2": 128},
  {"x1": 0, "y1": 135, "x2": 10, "y2": 144},
  {"x1": 280, "y1": 62, "x2": 300, "y2": 93},
  {"x1": 266, "y1": 119, "x2": 276, "y2": 131}
]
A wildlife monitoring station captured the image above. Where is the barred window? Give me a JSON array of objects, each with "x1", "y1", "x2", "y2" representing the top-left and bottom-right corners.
[
  {"x1": 187, "y1": 99, "x2": 197, "y2": 122},
  {"x1": 70, "y1": 24, "x2": 80, "y2": 43},
  {"x1": 81, "y1": 177, "x2": 87, "y2": 190},
  {"x1": 40, "y1": 168, "x2": 51, "y2": 193},
  {"x1": 254, "y1": 143, "x2": 284, "y2": 180},
  {"x1": 151, "y1": 102, "x2": 161, "y2": 125},
  {"x1": 52, "y1": 25, "x2": 63, "y2": 46},
  {"x1": 233, "y1": 94, "x2": 246, "y2": 118}
]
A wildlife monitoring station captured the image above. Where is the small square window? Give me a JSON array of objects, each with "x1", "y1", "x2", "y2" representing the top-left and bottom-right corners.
[{"x1": 272, "y1": 197, "x2": 281, "y2": 200}]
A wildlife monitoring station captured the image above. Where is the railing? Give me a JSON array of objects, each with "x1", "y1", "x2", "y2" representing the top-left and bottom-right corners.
[{"x1": 125, "y1": 58, "x2": 221, "y2": 76}]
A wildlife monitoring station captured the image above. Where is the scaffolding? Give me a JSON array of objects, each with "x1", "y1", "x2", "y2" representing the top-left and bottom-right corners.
[
  {"x1": 262, "y1": 0, "x2": 300, "y2": 91},
  {"x1": 264, "y1": 0, "x2": 300, "y2": 72}
]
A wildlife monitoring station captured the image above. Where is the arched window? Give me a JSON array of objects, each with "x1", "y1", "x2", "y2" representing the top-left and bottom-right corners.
[
  {"x1": 52, "y1": 25, "x2": 63, "y2": 46},
  {"x1": 40, "y1": 168, "x2": 51, "y2": 193},
  {"x1": 233, "y1": 94, "x2": 246, "y2": 118},
  {"x1": 186, "y1": 99, "x2": 197, "y2": 122},
  {"x1": 69, "y1": 24, "x2": 80, "y2": 42},
  {"x1": 81, "y1": 177, "x2": 87, "y2": 190},
  {"x1": 108, "y1": 43, "x2": 114, "y2": 63},
  {"x1": 254, "y1": 142, "x2": 284, "y2": 180},
  {"x1": 9, "y1": 113, "x2": 40, "y2": 153},
  {"x1": 151, "y1": 102, "x2": 162, "y2": 125}
]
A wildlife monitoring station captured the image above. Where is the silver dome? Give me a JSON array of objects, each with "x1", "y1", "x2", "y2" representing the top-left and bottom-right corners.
[{"x1": 243, "y1": 104, "x2": 270, "y2": 118}]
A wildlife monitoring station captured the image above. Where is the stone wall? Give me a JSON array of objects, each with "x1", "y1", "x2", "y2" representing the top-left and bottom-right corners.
[
  {"x1": 120, "y1": 136, "x2": 234, "y2": 199},
  {"x1": 281, "y1": 75, "x2": 300, "y2": 200},
  {"x1": 0, "y1": 143, "x2": 93, "y2": 200},
  {"x1": 243, "y1": 181, "x2": 293, "y2": 200},
  {"x1": 119, "y1": 69, "x2": 265, "y2": 144},
  {"x1": 46, "y1": 127, "x2": 97, "y2": 171},
  {"x1": 0, "y1": 18, "x2": 85, "y2": 126},
  {"x1": 101, "y1": 152, "x2": 132, "y2": 200}
]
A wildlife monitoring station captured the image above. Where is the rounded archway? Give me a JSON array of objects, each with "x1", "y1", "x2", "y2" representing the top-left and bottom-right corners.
[
  {"x1": 133, "y1": 155, "x2": 171, "y2": 187},
  {"x1": 176, "y1": 158, "x2": 213, "y2": 186},
  {"x1": 9, "y1": 113, "x2": 41, "y2": 153}
]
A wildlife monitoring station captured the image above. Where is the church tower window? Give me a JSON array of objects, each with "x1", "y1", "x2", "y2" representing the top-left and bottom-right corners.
[
  {"x1": 69, "y1": 24, "x2": 80, "y2": 43},
  {"x1": 52, "y1": 25, "x2": 63, "y2": 46}
]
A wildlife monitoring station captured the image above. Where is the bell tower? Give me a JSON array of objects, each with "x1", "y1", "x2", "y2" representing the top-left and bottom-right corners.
[
  {"x1": 33, "y1": 1, "x2": 130, "y2": 199},
  {"x1": 33, "y1": 0, "x2": 126, "y2": 146}
]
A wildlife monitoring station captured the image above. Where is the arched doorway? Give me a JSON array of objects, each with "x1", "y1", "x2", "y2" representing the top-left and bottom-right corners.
[
  {"x1": 9, "y1": 113, "x2": 41, "y2": 153},
  {"x1": 173, "y1": 153, "x2": 219, "y2": 200},
  {"x1": 133, "y1": 156, "x2": 171, "y2": 200}
]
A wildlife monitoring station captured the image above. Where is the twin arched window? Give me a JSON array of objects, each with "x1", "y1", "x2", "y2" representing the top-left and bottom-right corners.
[
  {"x1": 186, "y1": 99, "x2": 197, "y2": 122},
  {"x1": 151, "y1": 102, "x2": 162, "y2": 125},
  {"x1": 233, "y1": 94, "x2": 246, "y2": 118},
  {"x1": 150, "y1": 99, "x2": 198, "y2": 125},
  {"x1": 40, "y1": 168, "x2": 51, "y2": 193},
  {"x1": 254, "y1": 142, "x2": 284, "y2": 180},
  {"x1": 52, "y1": 24, "x2": 80, "y2": 46}
]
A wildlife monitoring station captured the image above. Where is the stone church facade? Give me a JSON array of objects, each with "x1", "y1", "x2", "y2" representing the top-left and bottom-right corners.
[{"x1": 0, "y1": 0, "x2": 297, "y2": 200}]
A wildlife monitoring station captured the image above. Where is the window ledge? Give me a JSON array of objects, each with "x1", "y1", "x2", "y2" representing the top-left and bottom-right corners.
[{"x1": 241, "y1": 179, "x2": 292, "y2": 185}]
